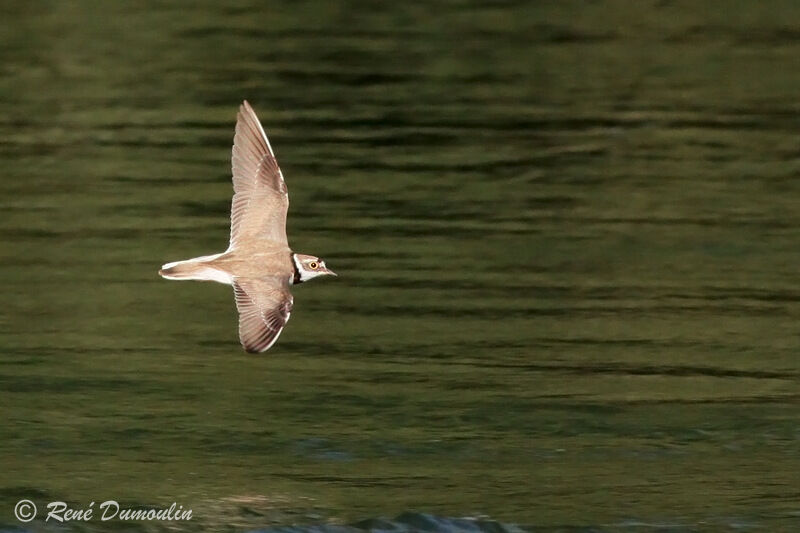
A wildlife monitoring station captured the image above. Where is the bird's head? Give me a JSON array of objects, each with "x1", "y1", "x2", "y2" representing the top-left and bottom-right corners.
[{"x1": 292, "y1": 253, "x2": 337, "y2": 283}]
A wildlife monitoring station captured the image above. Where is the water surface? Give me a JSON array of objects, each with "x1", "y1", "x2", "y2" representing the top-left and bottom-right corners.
[{"x1": 1, "y1": 1, "x2": 800, "y2": 531}]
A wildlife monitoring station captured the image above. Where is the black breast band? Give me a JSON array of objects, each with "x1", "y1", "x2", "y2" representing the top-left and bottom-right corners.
[{"x1": 291, "y1": 254, "x2": 303, "y2": 284}]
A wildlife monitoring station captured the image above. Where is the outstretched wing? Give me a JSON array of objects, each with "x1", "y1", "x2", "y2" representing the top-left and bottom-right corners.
[
  {"x1": 232, "y1": 278, "x2": 293, "y2": 353},
  {"x1": 229, "y1": 100, "x2": 289, "y2": 248}
]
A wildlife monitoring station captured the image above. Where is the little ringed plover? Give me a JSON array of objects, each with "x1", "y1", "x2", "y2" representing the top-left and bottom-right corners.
[{"x1": 159, "y1": 101, "x2": 336, "y2": 353}]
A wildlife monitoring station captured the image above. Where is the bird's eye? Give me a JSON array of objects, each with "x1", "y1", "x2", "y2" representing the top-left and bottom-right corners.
[{"x1": 309, "y1": 262, "x2": 318, "y2": 269}]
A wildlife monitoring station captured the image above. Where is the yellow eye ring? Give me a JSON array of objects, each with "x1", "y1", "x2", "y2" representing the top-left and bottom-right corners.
[{"x1": 309, "y1": 262, "x2": 318, "y2": 270}]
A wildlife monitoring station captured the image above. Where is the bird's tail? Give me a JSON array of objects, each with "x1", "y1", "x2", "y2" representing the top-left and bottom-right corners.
[
  {"x1": 159, "y1": 259, "x2": 207, "y2": 280},
  {"x1": 159, "y1": 252, "x2": 232, "y2": 284}
]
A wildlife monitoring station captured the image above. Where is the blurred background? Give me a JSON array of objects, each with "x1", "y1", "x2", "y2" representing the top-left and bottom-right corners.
[{"x1": 1, "y1": 1, "x2": 799, "y2": 531}]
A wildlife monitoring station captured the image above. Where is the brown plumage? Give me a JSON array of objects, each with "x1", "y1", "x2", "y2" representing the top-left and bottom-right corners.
[{"x1": 159, "y1": 101, "x2": 336, "y2": 353}]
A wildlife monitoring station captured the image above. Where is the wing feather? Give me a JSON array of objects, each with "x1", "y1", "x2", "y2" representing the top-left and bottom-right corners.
[
  {"x1": 233, "y1": 278, "x2": 293, "y2": 353},
  {"x1": 229, "y1": 101, "x2": 289, "y2": 248}
]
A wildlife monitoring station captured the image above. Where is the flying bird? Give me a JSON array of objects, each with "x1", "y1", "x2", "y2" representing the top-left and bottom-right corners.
[{"x1": 159, "y1": 101, "x2": 336, "y2": 352}]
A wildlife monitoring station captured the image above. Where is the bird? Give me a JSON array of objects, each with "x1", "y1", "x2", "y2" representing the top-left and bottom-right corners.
[{"x1": 159, "y1": 100, "x2": 337, "y2": 353}]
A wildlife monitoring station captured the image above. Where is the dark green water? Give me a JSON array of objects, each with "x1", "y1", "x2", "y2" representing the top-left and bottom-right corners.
[{"x1": 1, "y1": 1, "x2": 799, "y2": 531}]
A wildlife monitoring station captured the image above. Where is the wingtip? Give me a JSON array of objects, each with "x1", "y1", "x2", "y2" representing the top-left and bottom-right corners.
[
  {"x1": 239, "y1": 100, "x2": 261, "y2": 122},
  {"x1": 241, "y1": 342, "x2": 275, "y2": 354}
]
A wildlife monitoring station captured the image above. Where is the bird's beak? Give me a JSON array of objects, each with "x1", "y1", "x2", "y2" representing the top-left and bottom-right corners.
[{"x1": 324, "y1": 267, "x2": 337, "y2": 277}]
